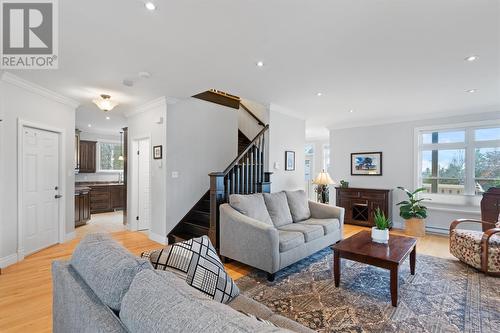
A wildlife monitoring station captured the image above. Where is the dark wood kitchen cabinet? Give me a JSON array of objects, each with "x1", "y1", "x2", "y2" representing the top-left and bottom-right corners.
[
  {"x1": 335, "y1": 187, "x2": 392, "y2": 227},
  {"x1": 90, "y1": 184, "x2": 125, "y2": 214},
  {"x1": 79, "y1": 140, "x2": 96, "y2": 173},
  {"x1": 75, "y1": 188, "x2": 91, "y2": 227}
]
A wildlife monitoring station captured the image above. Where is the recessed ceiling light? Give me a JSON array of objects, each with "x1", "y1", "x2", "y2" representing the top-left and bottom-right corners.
[
  {"x1": 145, "y1": 2, "x2": 156, "y2": 11},
  {"x1": 466, "y1": 89, "x2": 477, "y2": 93},
  {"x1": 349, "y1": 109, "x2": 354, "y2": 113},
  {"x1": 256, "y1": 61, "x2": 264, "y2": 67},
  {"x1": 87, "y1": 124, "x2": 92, "y2": 128},
  {"x1": 465, "y1": 55, "x2": 478, "y2": 62},
  {"x1": 106, "y1": 116, "x2": 110, "y2": 120},
  {"x1": 316, "y1": 92, "x2": 323, "y2": 97}
]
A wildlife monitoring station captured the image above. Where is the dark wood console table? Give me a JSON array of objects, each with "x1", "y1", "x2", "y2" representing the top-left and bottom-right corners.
[{"x1": 335, "y1": 187, "x2": 392, "y2": 227}]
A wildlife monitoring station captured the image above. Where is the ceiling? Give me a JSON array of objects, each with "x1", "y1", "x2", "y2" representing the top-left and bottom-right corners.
[{"x1": 10, "y1": 0, "x2": 500, "y2": 138}]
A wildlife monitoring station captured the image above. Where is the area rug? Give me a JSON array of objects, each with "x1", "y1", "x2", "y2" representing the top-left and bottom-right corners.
[{"x1": 236, "y1": 248, "x2": 500, "y2": 333}]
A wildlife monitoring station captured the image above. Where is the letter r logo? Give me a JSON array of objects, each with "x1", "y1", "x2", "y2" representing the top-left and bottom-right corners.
[{"x1": 2, "y1": 2, "x2": 53, "y2": 54}]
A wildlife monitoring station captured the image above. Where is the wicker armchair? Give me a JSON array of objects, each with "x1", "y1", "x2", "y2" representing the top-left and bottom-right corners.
[{"x1": 449, "y1": 219, "x2": 500, "y2": 276}]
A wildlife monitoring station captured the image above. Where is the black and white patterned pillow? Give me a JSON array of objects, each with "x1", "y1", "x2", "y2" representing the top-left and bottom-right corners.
[
  {"x1": 238, "y1": 311, "x2": 278, "y2": 327},
  {"x1": 141, "y1": 236, "x2": 239, "y2": 303}
]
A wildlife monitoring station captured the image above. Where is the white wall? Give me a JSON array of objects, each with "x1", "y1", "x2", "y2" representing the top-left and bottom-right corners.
[
  {"x1": 166, "y1": 98, "x2": 238, "y2": 235},
  {"x1": 329, "y1": 111, "x2": 500, "y2": 233},
  {"x1": 126, "y1": 97, "x2": 167, "y2": 243},
  {"x1": 0, "y1": 73, "x2": 77, "y2": 267},
  {"x1": 268, "y1": 107, "x2": 306, "y2": 192},
  {"x1": 75, "y1": 131, "x2": 123, "y2": 183},
  {"x1": 238, "y1": 98, "x2": 269, "y2": 140}
]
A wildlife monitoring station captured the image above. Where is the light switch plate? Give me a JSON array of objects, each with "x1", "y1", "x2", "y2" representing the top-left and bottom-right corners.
[
  {"x1": 274, "y1": 162, "x2": 280, "y2": 170},
  {"x1": 171, "y1": 171, "x2": 179, "y2": 178}
]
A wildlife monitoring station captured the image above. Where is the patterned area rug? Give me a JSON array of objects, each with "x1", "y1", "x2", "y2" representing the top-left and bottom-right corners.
[{"x1": 236, "y1": 249, "x2": 500, "y2": 332}]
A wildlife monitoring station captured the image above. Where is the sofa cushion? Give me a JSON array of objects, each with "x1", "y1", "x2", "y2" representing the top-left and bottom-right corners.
[
  {"x1": 142, "y1": 235, "x2": 239, "y2": 304},
  {"x1": 69, "y1": 233, "x2": 152, "y2": 311},
  {"x1": 278, "y1": 223, "x2": 324, "y2": 242},
  {"x1": 299, "y1": 218, "x2": 340, "y2": 235},
  {"x1": 238, "y1": 311, "x2": 278, "y2": 327},
  {"x1": 229, "y1": 194, "x2": 273, "y2": 225},
  {"x1": 278, "y1": 230, "x2": 305, "y2": 252},
  {"x1": 120, "y1": 269, "x2": 289, "y2": 333},
  {"x1": 285, "y1": 190, "x2": 311, "y2": 222},
  {"x1": 263, "y1": 192, "x2": 293, "y2": 227}
]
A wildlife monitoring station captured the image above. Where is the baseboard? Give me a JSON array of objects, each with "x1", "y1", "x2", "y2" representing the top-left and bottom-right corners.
[
  {"x1": 425, "y1": 225, "x2": 449, "y2": 235},
  {"x1": 0, "y1": 253, "x2": 18, "y2": 268},
  {"x1": 65, "y1": 231, "x2": 76, "y2": 242},
  {"x1": 149, "y1": 232, "x2": 167, "y2": 245}
]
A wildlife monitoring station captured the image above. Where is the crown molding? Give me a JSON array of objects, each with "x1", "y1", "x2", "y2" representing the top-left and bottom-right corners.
[
  {"x1": 0, "y1": 72, "x2": 80, "y2": 108},
  {"x1": 328, "y1": 108, "x2": 500, "y2": 131},
  {"x1": 124, "y1": 96, "x2": 170, "y2": 118}
]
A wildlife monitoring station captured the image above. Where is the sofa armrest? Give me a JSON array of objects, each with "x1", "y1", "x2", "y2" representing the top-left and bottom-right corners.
[
  {"x1": 308, "y1": 201, "x2": 345, "y2": 238},
  {"x1": 219, "y1": 203, "x2": 280, "y2": 273}
]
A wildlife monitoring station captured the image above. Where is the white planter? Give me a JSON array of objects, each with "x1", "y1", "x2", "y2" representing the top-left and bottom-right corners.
[{"x1": 371, "y1": 227, "x2": 389, "y2": 244}]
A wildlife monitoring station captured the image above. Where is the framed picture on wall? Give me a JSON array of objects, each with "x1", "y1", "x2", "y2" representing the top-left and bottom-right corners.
[
  {"x1": 351, "y1": 152, "x2": 382, "y2": 176},
  {"x1": 153, "y1": 145, "x2": 163, "y2": 159},
  {"x1": 285, "y1": 151, "x2": 295, "y2": 171}
]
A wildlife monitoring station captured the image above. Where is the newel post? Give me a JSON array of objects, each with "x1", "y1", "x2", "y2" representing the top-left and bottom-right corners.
[
  {"x1": 209, "y1": 172, "x2": 225, "y2": 248},
  {"x1": 258, "y1": 172, "x2": 273, "y2": 193}
]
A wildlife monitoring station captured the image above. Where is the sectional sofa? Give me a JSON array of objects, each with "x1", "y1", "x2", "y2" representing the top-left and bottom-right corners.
[{"x1": 52, "y1": 233, "x2": 313, "y2": 333}]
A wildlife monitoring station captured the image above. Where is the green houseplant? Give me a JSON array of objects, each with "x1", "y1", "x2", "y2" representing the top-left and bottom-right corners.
[
  {"x1": 396, "y1": 187, "x2": 430, "y2": 236},
  {"x1": 371, "y1": 208, "x2": 390, "y2": 243}
]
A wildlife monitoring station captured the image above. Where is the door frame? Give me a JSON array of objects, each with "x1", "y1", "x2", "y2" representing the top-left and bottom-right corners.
[
  {"x1": 129, "y1": 134, "x2": 151, "y2": 232},
  {"x1": 17, "y1": 119, "x2": 66, "y2": 260}
]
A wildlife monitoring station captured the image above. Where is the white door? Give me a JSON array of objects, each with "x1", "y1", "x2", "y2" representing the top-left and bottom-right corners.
[
  {"x1": 135, "y1": 138, "x2": 150, "y2": 231},
  {"x1": 22, "y1": 127, "x2": 60, "y2": 255}
]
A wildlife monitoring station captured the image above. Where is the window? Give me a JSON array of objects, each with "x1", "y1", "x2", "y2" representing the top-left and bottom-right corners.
[
  {"x1": 323, "y1": 144, "x2": 330, "y2": 171},
  {"x1": 98, "y1": 142, "x2": 124, "y2": 172},
  {"x1": 416, "y1": 124, "x2": 500, "y2": 196}
]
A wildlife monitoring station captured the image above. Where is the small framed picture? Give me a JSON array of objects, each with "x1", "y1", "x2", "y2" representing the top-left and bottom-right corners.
[
  {"x1": 351, "y1": 152, "x2": 382, "y2": 176},
  {"x1": 153, "y1": 145, "x2": 163, "y2": 159},
  {"x1": 285, "y1": 151, "x2": 295, "y2": 171}
]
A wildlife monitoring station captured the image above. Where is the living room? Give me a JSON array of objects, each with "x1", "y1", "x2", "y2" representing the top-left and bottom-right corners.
[{"x1": 0, "y1": 0, "x2": 499, "y2": 332}]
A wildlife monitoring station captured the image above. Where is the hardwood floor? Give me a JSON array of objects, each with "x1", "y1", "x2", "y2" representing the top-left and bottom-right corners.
[{"x1": 0, "y1": 226, "x2": 454, "y2": 332}]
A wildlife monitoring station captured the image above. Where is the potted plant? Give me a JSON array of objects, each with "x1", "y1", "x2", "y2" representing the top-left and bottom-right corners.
[
  {"x1": 396, "y1": 187, "x2": 430, "y2": 237},
  {"x1": 372, "y1": 208, "x2": 390, "y2": 244}
]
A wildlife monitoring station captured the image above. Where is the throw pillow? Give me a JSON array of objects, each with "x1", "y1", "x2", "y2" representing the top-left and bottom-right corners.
[
  {"x1": 229, "y1": 193, "x2": 273, "y2": 225},
  {"x1": 142, "y1": 235, "x2": 239, "y2": 304},
  {"x1": 238, "y1": 311, "x2": 278, "y2": 327},
  {"x1": 285, "y1": 190, "x2": 311, "y2": 222},
  {"x1": 263, "y1": 192, "x2": 293, "y2": 227}
]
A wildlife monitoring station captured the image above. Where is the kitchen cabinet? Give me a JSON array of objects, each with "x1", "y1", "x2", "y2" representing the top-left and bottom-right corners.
[
  {"x1": 89, "y1": 184, "x2": 125, "y2": 214},
  {"x1": 79, "y1": 140, "x2": 96, "y2": 173},
  {"x1": 75, "y1": 187, "x2": 91, "y2": 227}
]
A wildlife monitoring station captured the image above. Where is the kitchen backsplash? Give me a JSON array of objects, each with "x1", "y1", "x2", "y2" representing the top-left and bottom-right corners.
[{"x1": 75, "y1": 172, "x2": 123, "y2": 183}]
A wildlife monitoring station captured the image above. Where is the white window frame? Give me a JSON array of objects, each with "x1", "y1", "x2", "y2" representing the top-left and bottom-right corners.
[
  {"x1": 414, "y1": 120, "x2": 500, "y2": 198},
  {"x1": 97, "y1": 140, "x2": 124, "y2": 173},
  {"x1": 323, "y1": 144, "x2": 330, "y2": 171}
]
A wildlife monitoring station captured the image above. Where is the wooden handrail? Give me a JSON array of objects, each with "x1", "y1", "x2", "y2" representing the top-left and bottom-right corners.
[
  {"x1": 240, "y1": 102, "x2": 265, "y2": 126},
  {"x1": 209, "y1": 125, "x2": 269, "y2": 176}
]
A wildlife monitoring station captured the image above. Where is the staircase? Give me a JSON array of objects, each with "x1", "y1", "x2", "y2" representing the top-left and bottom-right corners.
[{"x1": 167, "y1": 91, "x2": 271, "y2": 247}]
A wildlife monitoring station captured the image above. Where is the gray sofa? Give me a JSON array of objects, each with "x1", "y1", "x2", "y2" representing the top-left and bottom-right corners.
[
  {"x1": 220, "y1": 190, "x2": 345, "y2": 280},
  {"x1": 52, "y1": 233, "x2": 313, "y2": 333}
]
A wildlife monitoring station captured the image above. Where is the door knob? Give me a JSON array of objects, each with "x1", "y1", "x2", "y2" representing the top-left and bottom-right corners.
[{"x1": 55, "y1": 194, "x2": 63, "y2": 199}]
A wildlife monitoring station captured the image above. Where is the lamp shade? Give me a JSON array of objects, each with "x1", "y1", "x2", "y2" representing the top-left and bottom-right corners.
[{"x1": 312, "y1": 170, "x2": 335, "y2": 185}]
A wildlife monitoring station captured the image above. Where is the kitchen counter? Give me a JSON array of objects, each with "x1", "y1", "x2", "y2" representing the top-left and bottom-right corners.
[
  {"x1": 75, "y1": 186, "x2": 91, "y2": 195},
  {"x1": 76, "y1": 181, "x2": 124, "y2": 187}
]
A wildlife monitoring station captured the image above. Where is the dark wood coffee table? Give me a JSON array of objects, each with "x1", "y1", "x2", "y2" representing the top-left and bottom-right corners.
[{"x1": 332, "y1": 231, "x2": 417, "y2": 307}]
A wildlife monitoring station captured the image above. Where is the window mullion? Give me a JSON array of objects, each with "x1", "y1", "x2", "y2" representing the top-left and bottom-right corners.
[{"x1": 464, "y1": 128, "x2": 475, "y2": 195}]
